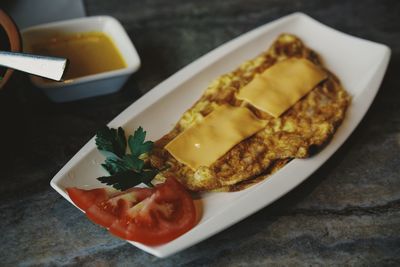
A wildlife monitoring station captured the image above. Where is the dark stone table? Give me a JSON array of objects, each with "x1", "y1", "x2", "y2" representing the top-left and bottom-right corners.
[{"x1": 1, "y1": 0, "x2": 399, "y2": 266}]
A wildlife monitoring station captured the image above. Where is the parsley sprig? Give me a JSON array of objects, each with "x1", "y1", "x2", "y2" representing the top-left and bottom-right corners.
[{"x1": 95, "y1": 126, "x2": 158, "y2": 190}]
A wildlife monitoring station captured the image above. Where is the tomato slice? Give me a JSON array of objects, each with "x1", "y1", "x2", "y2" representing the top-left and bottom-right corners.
[
  {"x1": 66, "y1": 187, "x2": 109, "y2": 211},
  {"x1": 109, "y1": 178, "x2": 197, "y2": 245},
  {"x1": 86, "y1": 187, "x2": 154, "y2": 228},
  {"x1": 66, "y1": 186, "x2": 154, "y2": 228},
  {"x1": 66, "y1": 178, "x2": 197, "y2": 246}
]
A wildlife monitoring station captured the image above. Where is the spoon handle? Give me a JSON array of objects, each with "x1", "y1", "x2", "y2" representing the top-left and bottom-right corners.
[{"x1": 0, "y1": 51, "x2": 67, "y2": 81}]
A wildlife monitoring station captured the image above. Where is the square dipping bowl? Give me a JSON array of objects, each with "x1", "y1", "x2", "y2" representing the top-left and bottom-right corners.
[{"x1": 21, "y1": 16, "x2": 141, "y2": 102}]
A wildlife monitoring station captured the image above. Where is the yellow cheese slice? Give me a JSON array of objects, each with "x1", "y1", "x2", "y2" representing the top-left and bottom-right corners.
[
  {"x1": 165, "y1": 105, "x2": 266, "y2": 170},
  {"x1": 236, "y1": 58, "x2": 327, "y2": 117}
]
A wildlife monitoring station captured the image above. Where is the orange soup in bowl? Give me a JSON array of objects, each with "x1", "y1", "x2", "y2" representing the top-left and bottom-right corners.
[{"x1": 30, "y1": 31, "x2": 126, "y2": 80}]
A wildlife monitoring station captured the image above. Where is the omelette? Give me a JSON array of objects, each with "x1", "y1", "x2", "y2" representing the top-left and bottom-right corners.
[{"x1": 149, "y1": 34, "x2": 350, "y2": 192}]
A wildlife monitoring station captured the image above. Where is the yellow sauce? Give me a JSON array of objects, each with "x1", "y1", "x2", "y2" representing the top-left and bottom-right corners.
[{"x1": 30, "y1": 32, "x2": 126, "y2": 80}]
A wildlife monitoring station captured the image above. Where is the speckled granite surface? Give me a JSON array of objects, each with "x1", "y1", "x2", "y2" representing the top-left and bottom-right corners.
[{"x1": 1, "y1": 0, "x2": 400, "y2": 266}]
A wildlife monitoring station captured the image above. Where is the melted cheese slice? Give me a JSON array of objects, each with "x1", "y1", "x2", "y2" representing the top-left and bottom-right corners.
[
  {"x1": 165, "y1": 105, "x2": 266, "y2": 170},
  {"x1": 237, "y1": 58, "x2": 327, "y2": 117}
]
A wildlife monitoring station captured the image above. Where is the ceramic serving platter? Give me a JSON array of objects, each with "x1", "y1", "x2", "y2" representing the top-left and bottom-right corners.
[{"x1": 50, "y1": 13, "x2": 391, "y2": 257}]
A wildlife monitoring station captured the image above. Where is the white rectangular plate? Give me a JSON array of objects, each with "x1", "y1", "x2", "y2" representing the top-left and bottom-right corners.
[{"x1": 51, "y1": 12, "x2": 391, "y2": 258}]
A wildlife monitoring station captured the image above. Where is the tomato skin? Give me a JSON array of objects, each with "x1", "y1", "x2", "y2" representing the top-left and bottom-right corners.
[
  {"x1": 86, "y1": 204, "x2": 120, "y2": 228},
  {"x1": 66, "y1": 178, "x2": 197, "y2": 246},
  {"x1": 66, "y1": 187, "x2": 108, "y2": 211},
  {"x1": 82, "y1": 187, "x2": 153, "y2": 228},
  {"x1": 109, "y1": 178, "x2": 197, "y2": 245}
]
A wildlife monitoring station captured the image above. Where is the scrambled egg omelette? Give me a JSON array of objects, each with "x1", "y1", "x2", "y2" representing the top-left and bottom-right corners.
[{"x1": 150, "y1": 34, "x2": 350, "y2": 192}]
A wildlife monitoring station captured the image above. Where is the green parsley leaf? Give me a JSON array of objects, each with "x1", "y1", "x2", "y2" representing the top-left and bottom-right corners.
[
  {"x1": 121, "y1": 154, "x2": 144, "y2": 172},
  {"x1": 128, "y1": 127, "x2": 153, "y2": 157},
  {"x1": 140, "y1": 169, "x2": 159, "y2": 187},
  {"x1": 95, "y1": 126, "x2": 159, "y2": 190},
  {"x1": 95, "y1": 126, "x2": 126, "y2": 158},
  {"x1": 97, "y1": 170, "x2": 144, "y2": 190},
  {"x1": 101, "y1": 157, "x2": 131, "y2": 175}
]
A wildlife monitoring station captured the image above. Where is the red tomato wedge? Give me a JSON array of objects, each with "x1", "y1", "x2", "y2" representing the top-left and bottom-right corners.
[
  {"x1": 66, "y1": 178, "x2": 197, "y2": 246},
  {"x1": 109, "y1": 177, "x2": 197, "y2": 245},
  {"x1": 86, "y1": 187, "x2": 154, "y2": 228},
  {"x1": 66, "y1": 187, "x2": 109, "y2": 211}
]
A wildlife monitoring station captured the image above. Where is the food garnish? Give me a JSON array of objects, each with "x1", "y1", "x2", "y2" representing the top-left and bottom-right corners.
[
  {"x1": 95, "y1": 126, "x2": 159, "y2": 189},
  {"x1": 66, "y1": 126, "x2": 198, "y2": 246},
  {"x1": 66, "y1": 177, "x2": 197, "y2": 245}
]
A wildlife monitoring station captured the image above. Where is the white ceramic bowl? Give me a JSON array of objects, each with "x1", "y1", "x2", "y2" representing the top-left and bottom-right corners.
[{"x1": 21, "y1": 16, "x2": 141, "y2": 102}]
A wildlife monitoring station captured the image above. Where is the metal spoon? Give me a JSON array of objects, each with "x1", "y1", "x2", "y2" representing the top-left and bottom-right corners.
[{"x1": 0, "y1": 51, "x2": 67, "y2": 81}]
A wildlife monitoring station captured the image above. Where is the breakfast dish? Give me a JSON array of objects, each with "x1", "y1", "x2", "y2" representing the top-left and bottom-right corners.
[
  {"x1": 150, "y1": 34, "x2": 350, "y2": 192},
  {"x1": 66, "y1": 177, "x2": 197, "y2": 246},
  {"x1": 50, "y1": 13, "x2": 390, "y2": 257},
  {"x1": 65, "y1": 33, "x2": 352, "y2": 247},
  {"x1": 64, "y1": 32, "x2": 351, "y2": 247}
]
